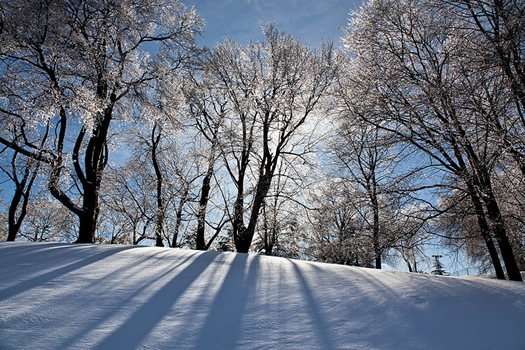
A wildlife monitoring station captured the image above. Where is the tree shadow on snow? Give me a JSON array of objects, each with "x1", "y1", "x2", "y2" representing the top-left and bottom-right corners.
[
  {"x1": 303, "y1": 263, "x2": 525, "y2": 350},
  {"x1": 192, "y1": 253, "x2": 260, "y2": 349},
  {"x1": 93, "y1": 251, "x2": 221, "y2": 350},
  {"x1": 290, "y1": 260, "x2": 337, "y2": 350},
  {"x1": 56, "y1": 250, "x2": 197, "y2": 350},
  {"x1": 0, "y1": 244, "x2": 132, "y2": 302}
]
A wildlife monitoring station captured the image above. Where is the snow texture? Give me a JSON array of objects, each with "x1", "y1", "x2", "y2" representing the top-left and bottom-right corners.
[{"x1": 1, "y1": 242, "x2": 524, "y2": 349}]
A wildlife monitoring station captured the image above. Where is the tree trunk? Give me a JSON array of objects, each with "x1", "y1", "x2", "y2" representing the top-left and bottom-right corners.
[
  {"x1": 77, "y1": 204, "x2": 98, "y2": 243},
  {"x1": 151, "y1": 122, "x2": 164, "y2": 247},
  {"x1": 6, "y1": 139, "x2": 43, "y2": 241},
  {"x1": 454, "y1": 125, "x2": 510, "y2": 279},
  {"x1": 482, "y1": 191, "x2": 523, "y2": 281},
  {"x1": 370, "y1": 184, "x2": 381, "y2": 269},
  {"x1": 234, "y1": 228, "x2": 253, "y2": 254},
  {"x1": 232, "y1": 183, "x2": 246, "y2": 252},
  {"x1": 172, "y1": 188, "x2": 188, "y2": 248},
  {"x1": 196, "y1": 163, "x2": 214, "y2": 250},
  {"x1": 472, "y1": 201, "x2": 505, "y2": 280},
  {"x1": 7, "y1": 188, "x2": 24, "y2": 241},
  {"x1": 71, "y1": 104, "x2": 112, "y2": 244},
  {"x1": 466, "y1": 145, "x2": 522, "y2": 281},
  {"x1": 234, "y1": 114, "x2": 277, "y2": 254},
  {"x1": 265, "y1": 238, "x2": 274, "y2": 255},
  {"x1": 406, "y1": 259, "x2": 414, "y2": 273},
  {"x1": 466, "y1": 179, "x2": 506, "y2": 279},
  {"x1": 7, "y1": 171, "x2": 36, "y2": 241},
  {"x1": 234, "y1": 172, "x2": 272, "y2": 253},
  {"x1": 7, "y1": 157, "x2": 38, "y2": 241},
  {"x1": 262, "y1": 203, "x2": 275, "y2": 256}
]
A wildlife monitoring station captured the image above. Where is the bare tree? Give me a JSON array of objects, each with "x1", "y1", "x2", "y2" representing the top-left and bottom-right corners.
[
  {"x1": 1, "y1": 150, "x2": 41, "y2": 241},
  {"x1": 305, "y1": 179, "x2": 375, "y2": 266},
  {"x1": 0, "y1": 0, "x2": 202, "y2": 243},
  {"x1": 183, "y1": 66, "x2": 231, "y2": 250},
  {"x1": 15, "y1": 191, "x2": 77, "y2": 243},
  {"x1": 340, "y1": 0, "x2": 522, "y2": 280},
  {"x1": 101, "y1": 158, "x2": 156, "y2": 245},
  {"x1": 448, "y1": 0, "x2": 525, "y2": 176},
  {"x1": 101, "y1": 120, "x2": 200, "y2": 247},
  {"x1": 0, "y1": 115, "x2": 49, "y2": 241},
  {"x1": 332, "y1": 119, "x2": 398, "y2": 269},
  {"x1": 197, "y1": 25, "x2": 335, "y2": 253}
]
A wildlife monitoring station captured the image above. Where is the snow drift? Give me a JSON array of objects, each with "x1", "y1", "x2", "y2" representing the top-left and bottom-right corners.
[{"x1": 1, "y1": 242, "x2": 524, "y2": 349}]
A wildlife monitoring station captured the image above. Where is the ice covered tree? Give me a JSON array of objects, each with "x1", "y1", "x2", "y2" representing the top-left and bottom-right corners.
[
  {"x1": 100, "y1": 156, "x2": 156, "y2": 245},
  {"x1": 0, "y1": 0, "x2": 202, "y2": 243},
  {"x1": 15, "y1": 190, "x2": 77, "y2": 243},
  {"x1": 306, "y1": 179, "x2": 376, "y2": 267},
  {"x1": 341, "y1": 0, "x2": 522, "y2": 280},
  {"x1": 1, "y1": 149, "x2": 42, "y2": 241},
  {"x1": 183, "y1": 66, "x2": 231, "y2": 250},
  {"x1": 253, "y1": 157, "x2": 310, "y2": 258},
  {"x1": 331, "y1": 117, "x2": 398, "y2": 269},
  {"x1": 439, "y1": 166, "x2": 525, "y2": 273},
  {"x1": 100, "y1": 124, "x2": 200, "y2": 247},
  {"x1": 445, "y1": 0, "x2": 525, "y2": 177},
  {"x1": 197, "y1": 25, "x2": 335, "y2": 253}
]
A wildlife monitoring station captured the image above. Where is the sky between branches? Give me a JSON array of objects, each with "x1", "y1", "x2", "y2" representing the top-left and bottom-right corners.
[{"x1": 183, "y1": 0, "x2": 362, "y2": 48}]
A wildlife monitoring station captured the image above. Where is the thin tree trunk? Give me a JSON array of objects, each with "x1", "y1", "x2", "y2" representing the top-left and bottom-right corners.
[
  {"x1": 172, "y1": 188, "x2": 188, "y2": 248},
  {"x1": 232, "y1": 176, "x2": 247, "y2": 252},
  {"x1": 369, "y1": 180, "x2": 381, "y2": 269},
  {"x1": 151, "y1": 122, "x2": 164, "y2": 247},
  {"x1": 196, "y1": 174, "x2": 211, "y2": 250},
  {"x1": 7, "y1": 167, "x2": 38, "y2": 241},
  {"x1": 196, "y1": 143, "x2": 217, "y2": 250}
]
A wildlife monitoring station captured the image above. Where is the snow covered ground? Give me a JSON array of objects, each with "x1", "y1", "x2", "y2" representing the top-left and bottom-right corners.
[{"x1": 1, "y1": 242, "x2": 524, "y2": 349}]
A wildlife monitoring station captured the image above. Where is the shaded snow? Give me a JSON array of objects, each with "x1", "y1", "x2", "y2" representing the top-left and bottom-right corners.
[{"x1": 1, "y1": 242, "x2": 524, "y2": 349}]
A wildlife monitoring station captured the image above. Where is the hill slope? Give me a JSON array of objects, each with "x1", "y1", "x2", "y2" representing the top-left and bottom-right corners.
[{"x1": 1, "y1": 242, "x2": 524, "y2": 349}]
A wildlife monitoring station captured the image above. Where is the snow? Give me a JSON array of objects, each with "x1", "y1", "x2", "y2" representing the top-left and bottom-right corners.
[{"x1": 1, "y1": 242, "x2": 524, "y2": 349}]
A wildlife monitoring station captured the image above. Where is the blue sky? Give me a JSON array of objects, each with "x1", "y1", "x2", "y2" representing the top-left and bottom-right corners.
[{"x1": 182, "y1": 0, "x2": 364, "y2": 48}]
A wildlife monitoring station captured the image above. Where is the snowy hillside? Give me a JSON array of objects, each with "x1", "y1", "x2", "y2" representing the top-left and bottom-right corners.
[{"x1": 1, "y1": 242, "x2": 524, "y2": 349}]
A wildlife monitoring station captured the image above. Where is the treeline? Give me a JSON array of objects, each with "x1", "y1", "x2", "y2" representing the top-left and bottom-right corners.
[{"x1": 0, "y1": 0, "x2": 523, "y2": 280}]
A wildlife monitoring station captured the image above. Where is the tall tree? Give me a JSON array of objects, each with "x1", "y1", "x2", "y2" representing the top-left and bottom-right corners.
[
  {"x1": 183, "y1": 67, "x2": 230, "y2": 250},
  {"x1": 101, "y1": 120, "x2": 199, "y2": 247},
  {"x1": 341, "y1": 0, "x2": 521, "y2": 280},
  {"x1": 2, "y1": 151, "x2": 41, "y2": 241},
  {"x1": 333, "y1": 120, "x2": 395, "y2": 269},
  {"x1": 199, "y1": 25, "x2": 335, "y2": 253},
  {"x1": 306, "y1": 179, "x2": 376, "y2": 266},
  {"x1": 0, "y1": 0, "x2": 202, "y2": 243},
  {"x1": 254, "y1": 157, "x2": 309, "y2": 258},
  {"x1": 100, "y1": 157, "x2": 156, "y2": 245},
  {"x1": 451, "y1": 0, "x2": 525, "y2": 176}
]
